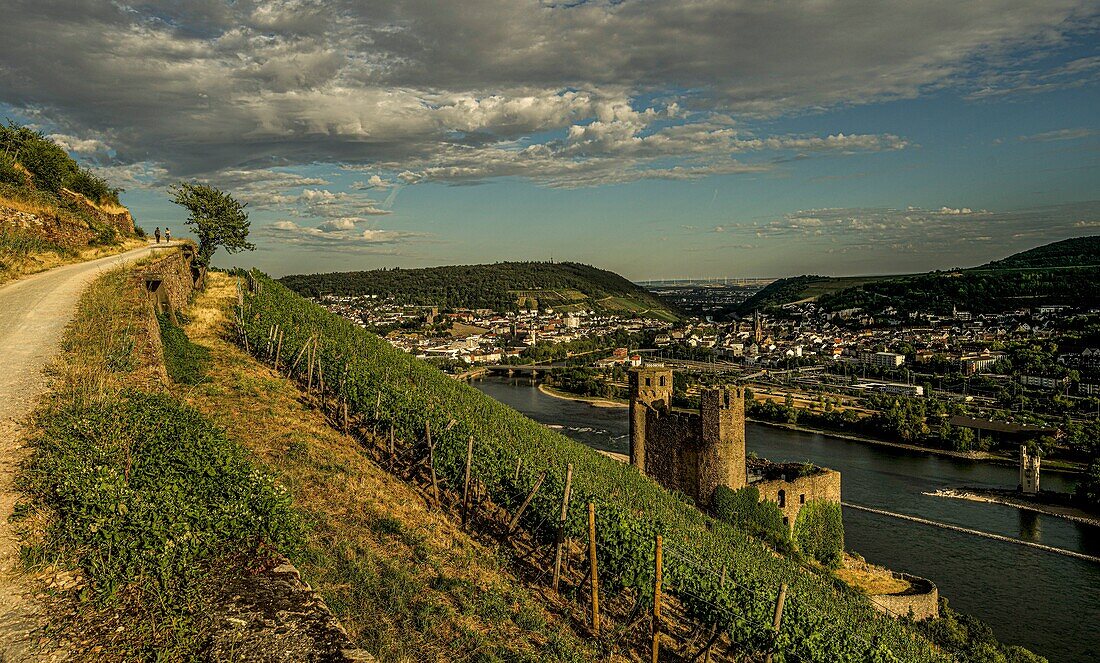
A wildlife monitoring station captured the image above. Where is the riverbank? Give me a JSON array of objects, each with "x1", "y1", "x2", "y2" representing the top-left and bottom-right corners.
[
  {"x1": 926, "y1": 488, "x2": 1100, "y2": 529},
  {"x1": 748, "y1": 419, "x2": 1084, "y2": 476},
  {"x1": 537, "y1": 383, "x2": 627, "y2": 408}
]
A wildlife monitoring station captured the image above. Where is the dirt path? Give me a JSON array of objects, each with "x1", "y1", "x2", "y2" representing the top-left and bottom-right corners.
[{"x1": 0, "y1": 242, "x2": 167, "y2": 660}]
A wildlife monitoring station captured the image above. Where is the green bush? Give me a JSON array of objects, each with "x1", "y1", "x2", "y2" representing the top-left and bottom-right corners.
[
  {"x1": 710, "y1": 485, "x2": 789, "y2": 544},
  {"x1": 158, "y1": 313, "x2": 209, "y2": 385},
  {"x1": 793, "y1": 500, "x2": 844, "y2": 569},
  {"x1": 22, "y1": 391, "x2": 303, "y2": 598},
  {"x1": 65, "y1": 167, "x2": 117, "y2": 204},
  {"x1": 0, "y1": 121, "x2": 120, "y2": 204},
  {"x1": 0, "y1": 152, "x2": 25, "y2": 187},
  {"x1": 4, "y1": 128, "x2": 70, "y2": 194}
]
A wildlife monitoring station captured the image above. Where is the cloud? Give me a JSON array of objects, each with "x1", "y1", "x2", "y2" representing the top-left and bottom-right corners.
[
  {"x1": 0, "y1": 0, "x2": 1092, "y2": 188},
  {"x1": 47, "y1": 133, "x2": 110, "y2": 155},
  {"x1": 265, "y1": 188, "x2": 391, "y2": 217},
  {"x1": 752, "y1": 202, "x2": 1100, "y2": 255},
  {"x1": 260, "y1": 219, "x2": 424, "y2": 252},
  {"x1": 1017, "y1": 128, "x2": 1097, "y2": 142}
]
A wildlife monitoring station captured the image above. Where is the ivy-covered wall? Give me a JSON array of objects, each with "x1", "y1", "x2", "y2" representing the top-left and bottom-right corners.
[{"x1": 793, "y1": 500, "x2": 845, "y2": 568}]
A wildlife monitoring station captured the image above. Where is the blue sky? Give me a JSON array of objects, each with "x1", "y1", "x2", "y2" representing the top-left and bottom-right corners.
[{"x1": 1, "y1": 1, "x2": 1097, "y2": 279}]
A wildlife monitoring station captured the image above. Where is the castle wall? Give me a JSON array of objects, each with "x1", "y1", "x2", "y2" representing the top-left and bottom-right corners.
[
  {"x1": 754, "y1": 469, "x2": 842, "y2": 531},
  {"x1": 869, "y1": 573, "x2": 939, "y2": 621},
  {"x1": 644, "y1": 408, "x2": 703, "y2": 498}
]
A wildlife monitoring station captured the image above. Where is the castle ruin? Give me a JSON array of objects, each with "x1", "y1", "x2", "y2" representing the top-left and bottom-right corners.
[{"x1": 629, "y1": 366, "x2": 840, "y2": 530}]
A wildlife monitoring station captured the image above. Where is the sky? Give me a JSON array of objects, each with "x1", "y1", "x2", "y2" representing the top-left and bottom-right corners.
[{"x1": 1, "y1": 0, "x2": 1098, "y2": 280}]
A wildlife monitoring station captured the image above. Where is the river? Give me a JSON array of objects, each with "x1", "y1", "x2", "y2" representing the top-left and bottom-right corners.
[{"x1": 471, "y1": 376, "x2": 1100, "y2": 663}]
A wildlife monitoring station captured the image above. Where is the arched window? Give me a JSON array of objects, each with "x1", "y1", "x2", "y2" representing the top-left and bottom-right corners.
[{"x1": 777, "y1": 489, "x2": 786, "y2": 508}]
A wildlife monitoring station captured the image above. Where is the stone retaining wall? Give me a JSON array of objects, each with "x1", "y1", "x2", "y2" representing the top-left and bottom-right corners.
[
  {"x1": 0, "y1": 205, "x2": 95, "y2": 248},
  {"x1": 870, "y1": 573, "x2": 939, "y2": 621}
]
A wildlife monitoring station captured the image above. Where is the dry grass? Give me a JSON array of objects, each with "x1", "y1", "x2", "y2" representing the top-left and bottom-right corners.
[
  {"x1": 43, "y1": 267, "x2": 165, "y2": 408},
  {"x1": 836, "y1": 554, "x2": 911, "y2": 596},
  {"x1": 0, "y1": 235, "x2": 147, "y2": 286},
  {"x1": 59, "y1": 187, "x2": 130, "y2": 215},
  {"x1": 177, "y1": 273, "x2": 602, "y2": 662}
]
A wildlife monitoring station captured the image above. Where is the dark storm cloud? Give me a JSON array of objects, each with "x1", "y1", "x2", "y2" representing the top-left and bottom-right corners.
[{"x1": 0, "y1": 0, "x2": 1095, "y2": 182}]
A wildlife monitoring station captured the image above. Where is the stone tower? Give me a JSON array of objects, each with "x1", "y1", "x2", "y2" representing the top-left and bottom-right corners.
[
  {"x1": 1019, "y1": 444, "x2": 1040, "y2": 495},
  {"x1": 629, "y1": 366, "x2": 673, "y2": 472},
  {"x1": 700, "y1": 387, "x2": 747, "y2": 499}
]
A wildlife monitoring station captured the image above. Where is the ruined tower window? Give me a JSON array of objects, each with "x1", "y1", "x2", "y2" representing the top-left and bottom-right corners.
[
  {"x1": 645, "y1": 377, "x2": 652, "y2": 387},
  {"x1": 799, "y1": 494, "x2": 805, "y2": 504},
  {"x1": 777, "y1": 489, "x2": 786, "y2": 508},
  {"x1": 659, "y1": 375, "x2": 667, "y2": 387}
]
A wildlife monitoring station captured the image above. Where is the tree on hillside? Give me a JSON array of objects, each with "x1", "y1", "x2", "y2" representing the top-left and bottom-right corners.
[{"x1": 170, "y1": 183, "x2": 254, "y2": 266}]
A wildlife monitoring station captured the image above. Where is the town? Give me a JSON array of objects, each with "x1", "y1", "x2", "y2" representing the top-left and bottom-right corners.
[{"x1": 316, "y1": 285, "x2": 1100, "y2": 468}]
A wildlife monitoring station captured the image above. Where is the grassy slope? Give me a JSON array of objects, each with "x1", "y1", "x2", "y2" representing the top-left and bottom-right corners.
[
  {"x1": 176, "y1": 274, "x2": 601, "y2": 662},
  {"x1": 15, "y1": 261, "x2": 316, "y2": 661},
  {"x1": 279, "y1": 261, "x2": 682, "y2": 322}
]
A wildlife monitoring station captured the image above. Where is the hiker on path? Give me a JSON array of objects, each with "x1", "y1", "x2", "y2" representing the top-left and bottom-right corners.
[
  {"x1": 154, "y1": 227, "x2": 161, "y2": 243},
  {"x1": 165, "y1": 227, "x2": 171, "y2": 243}
]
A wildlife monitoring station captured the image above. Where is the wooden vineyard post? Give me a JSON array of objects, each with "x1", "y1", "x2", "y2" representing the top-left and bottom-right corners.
[
  {"x1": 552, "y1": 464, "x2": 574, "y2": 593},
  {"x1": 461, "y1": 436, "x2": 475, "y2": 528},
  {"x1": 652, "y1": 534, "x2": 663, "y2": 663},
  {"x1": 506, "y1": 472, "x2": 546, "y2": 535},
  {"x1": 701, "y1": 565, "x2": 728, "y2": 663},
  {"x1": 588, "y1": 502, "x2": 600, "y2": 635},
  {"x1": 274, "y1": 328, "x2": 283, "y2": 371},
  {"x1": 426, "y1": 420, "x2": 439, "y2": 505},
  {"x1": 513, "y1": 457, "x2": 523, "y2": 482},
  {"x1": 763, "y1": 582, "x2": 788, "y2": 663},
  {"x1": 373, "y1": 391, "x2": 382, "y2": 437},
  {"x1": 306, "y1": 337, "x2": 315, "y2": 393},
  {"x1": 342, "y1": 399, "x2": 349, "y2": 434},
  {"x1": 388, "y1": 423, "x2": 395, "y2": 470},
  {"x1": 289, "y1": 335, "x2": 311, "y2": 377}
]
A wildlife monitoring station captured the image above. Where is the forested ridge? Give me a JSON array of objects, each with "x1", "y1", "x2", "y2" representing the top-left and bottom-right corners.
[
  {"x1": 280, "y1": 261, "x2": 681, "y2": 318},
  {"x1": 982, "y1": 235, "x2": 1100, "y2": 269},
  {"x1": 818, "y1": 265, "x2": 1100, "y2": 315},
  {"x1": 737, "y1": 236, "x2": 1100, "y2": 314}
]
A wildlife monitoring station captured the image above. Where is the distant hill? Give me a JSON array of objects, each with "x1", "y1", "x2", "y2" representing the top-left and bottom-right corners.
[
  {"x1": 818, "y1": 236, "x2": 1100, "y2": 315},
  {"x1": 734, "y1": 273, "x2": 905, "y2": 315},
  {"x1": 982, "y1": 235, "x2": 1100, "y2": 269},
  {"x1": 734, "y1": 235, "x2": 1100, "y2": 316},
  {"x1": 280, "y1": 261, "x2": 682, "y2": 321}
]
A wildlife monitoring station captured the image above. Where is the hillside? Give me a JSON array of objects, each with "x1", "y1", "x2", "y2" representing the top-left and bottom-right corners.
[
  {"x1": 982, "y1": 235, "x2": 1100, "y2": 269},
  {"x1": 734, "y1": 273, "x2": 903, "y2": 314},
  {"x1": 239, "y1": 271, "x2": 960, "y2": 661},
  {"x1": 736, "y1": 236, "x2": 1100, "y2": 316},
  {"x1": 0, "y1": 122, "x2": 140, "y2": 282},
  {"x1": 281, "y1": 261, "x2": 682, "y2": 321}
]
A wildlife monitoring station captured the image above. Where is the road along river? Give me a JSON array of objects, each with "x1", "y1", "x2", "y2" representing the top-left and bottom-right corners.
[{"x1": 472, "y1": 376, "x2": 1100, "y2": 663}]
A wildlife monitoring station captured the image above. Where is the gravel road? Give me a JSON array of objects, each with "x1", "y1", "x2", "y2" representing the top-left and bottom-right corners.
[{"x1": 0, "y1": 242, "x2": 169, "y2": 658}]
